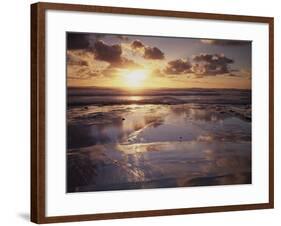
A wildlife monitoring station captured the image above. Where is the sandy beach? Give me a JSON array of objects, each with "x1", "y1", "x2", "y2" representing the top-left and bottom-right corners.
[{"x1": 67, "y1": 88, "x2": 251, "y2": 192}]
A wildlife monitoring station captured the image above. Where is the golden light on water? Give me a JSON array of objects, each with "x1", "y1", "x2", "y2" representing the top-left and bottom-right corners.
[{"x1": 129, "y1": 96, "x2": 142, "y2": 101}]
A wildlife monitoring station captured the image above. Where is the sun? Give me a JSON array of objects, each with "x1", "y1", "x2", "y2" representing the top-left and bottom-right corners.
[{"x1": 123, "y1": 69, "x2": 148, "y2": 88}]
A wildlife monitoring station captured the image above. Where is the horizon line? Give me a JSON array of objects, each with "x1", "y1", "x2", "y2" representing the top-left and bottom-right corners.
[{"x1": 67, "y1": 86, "x2": 251, "y2": 91}]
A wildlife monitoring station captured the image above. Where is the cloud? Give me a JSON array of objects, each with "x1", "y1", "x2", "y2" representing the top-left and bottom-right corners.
[
  {"x1": 94, "y1": 40, "x2": 123, "y2": 64},
  {"x1": 161, "y1": 54, "x2": 235, "y2": 77},
  {"x1": 229, "y1": 69, "x2": 251, "y2": 79},
  {"x1": 67, "y1": 33, "x2": 131, "y2": 51},
  {"x1": 67, "y1": 67, "x2": 99, "y2": 80},
  {"x1": 131, "y1": 40, "x2": 145, "y2": 49},
  {"x1": 67, "y1": 52, "x2": 89, "y2": 66},
  {"x1": 164, "y1": 59, "x2": 192, "y2": 74},
  {"x1": 144, "y1": 47, "x2": 165, "y2": 60},
  {"x1": 67, "y1": 39, "x2": 143, "y2": 80},
  {"x1": 67, "y1": 33, "x2": 90, "y2": 50},
  {"x1": 92, "y1": 40, "x2": 140, "y2": 69},
  {"x1": 130, "y1": 40, "x2": 165, "y2": 60},
  {"x1": 200, "y1": 39, "x2": 250, "y2": 46},
  {"x1": 191, "y1": 53, "x2": 234, "y2": 76},
  {"x1": 193, "y1": 53, "x2": 234, "y2": 64},
  {"x1": 67, "y1": 50, "x2": 108, "y2": 79},
  {"x1": 67, "y1": 34, "x2": 245, "y2": 81}
]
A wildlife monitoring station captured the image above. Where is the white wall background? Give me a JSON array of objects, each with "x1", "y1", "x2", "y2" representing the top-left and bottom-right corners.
[{"x1": 0, "y1": 0, "x2": 279, "y2": 225}]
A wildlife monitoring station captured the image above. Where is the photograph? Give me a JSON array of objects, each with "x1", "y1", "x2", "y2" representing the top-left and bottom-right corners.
[
  {"x1": 30, "y1": 2, "x2": 274, "y2": 223},
  {"x1": 66, "y1": 32, "x2": 252, "y2": 193}
]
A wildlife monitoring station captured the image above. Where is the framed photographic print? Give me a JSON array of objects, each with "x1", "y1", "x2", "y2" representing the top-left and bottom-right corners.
[{"x1": 31, "y1": 2, "x2": 274, "y2": 223}]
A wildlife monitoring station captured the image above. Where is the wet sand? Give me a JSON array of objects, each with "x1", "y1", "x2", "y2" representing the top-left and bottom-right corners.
[{"x1": 67, "y1": 103, "x2": 251, "y2": 192}]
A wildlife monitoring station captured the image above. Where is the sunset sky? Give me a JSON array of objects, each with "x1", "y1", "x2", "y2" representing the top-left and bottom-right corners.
[{"x1": 67, "y1": 32, "x2": 251, "y2": 89}]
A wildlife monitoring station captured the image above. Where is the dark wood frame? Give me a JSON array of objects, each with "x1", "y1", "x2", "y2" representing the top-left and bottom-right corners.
[{"x1": 31, "y1": 2, "x2": 274, "y2": 224}]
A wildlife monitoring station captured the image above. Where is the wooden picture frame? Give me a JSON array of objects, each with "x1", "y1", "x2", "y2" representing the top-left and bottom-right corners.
[{"x1": 31, "y1": 2, "x2": 274, "y2": 223}]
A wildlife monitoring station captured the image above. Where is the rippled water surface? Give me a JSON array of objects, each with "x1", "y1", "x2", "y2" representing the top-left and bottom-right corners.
[{"x1": 67, "y1": 99, "x2": 251, "y2": 192}]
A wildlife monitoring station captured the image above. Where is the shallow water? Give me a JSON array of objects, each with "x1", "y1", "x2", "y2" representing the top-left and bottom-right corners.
[{"x1": 67, "y1": 103, "x2": 251, "y2": 192}]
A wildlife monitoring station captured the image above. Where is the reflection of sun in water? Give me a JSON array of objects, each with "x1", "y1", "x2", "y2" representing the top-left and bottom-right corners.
[
  {"x1": 129, "y1": 96, "x2": 142, "y2": 101},
  {"x1": 123, "y1": 70, "x2": 148, "y2": 88}
]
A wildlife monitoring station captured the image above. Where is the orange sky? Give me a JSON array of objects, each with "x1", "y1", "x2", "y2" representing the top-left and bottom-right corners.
[{"x1": 67, "y1": 33, "x2": 251, "y2": 89}]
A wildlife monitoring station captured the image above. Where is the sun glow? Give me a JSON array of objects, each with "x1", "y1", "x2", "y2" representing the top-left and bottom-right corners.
[{"x1": 123, "y1": 70, "x2": 148, "y2": 88}]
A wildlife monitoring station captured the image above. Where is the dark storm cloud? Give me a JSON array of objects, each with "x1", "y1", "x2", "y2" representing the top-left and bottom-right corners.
[
  {"x1": 191, "y1": 53, "x2": 234, "y2": 75},
  {"x1": 93, "y1": 40, "x2": 140, "y2": 69},
  {"x1": 67, "y1": 33, "x2": 130, "y2": 50},
  {"x1": 67, "y1": 33, "x2": 90, "y2": 50},
  {"x1": 94, "y1": 40, "x2": 122, "y2": 64},
  {"x1": 144, "y1": 47, "x2": 165, "y2": 60},
  {"x1": 164, "y1": 59, "x2": 192, "y2": 74},
  {"x1": 193, "y1": 53, "x2": 234, "y2": 64},
  {"x1": 131, "y1": 40, "x2": 145, "y2": 49},
  {"x1": 131, "y1": 40, "x2": 165, "y2": 60},
  {"x1": 200, "y1": 39, "x2": 250, "y2": 46}
]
